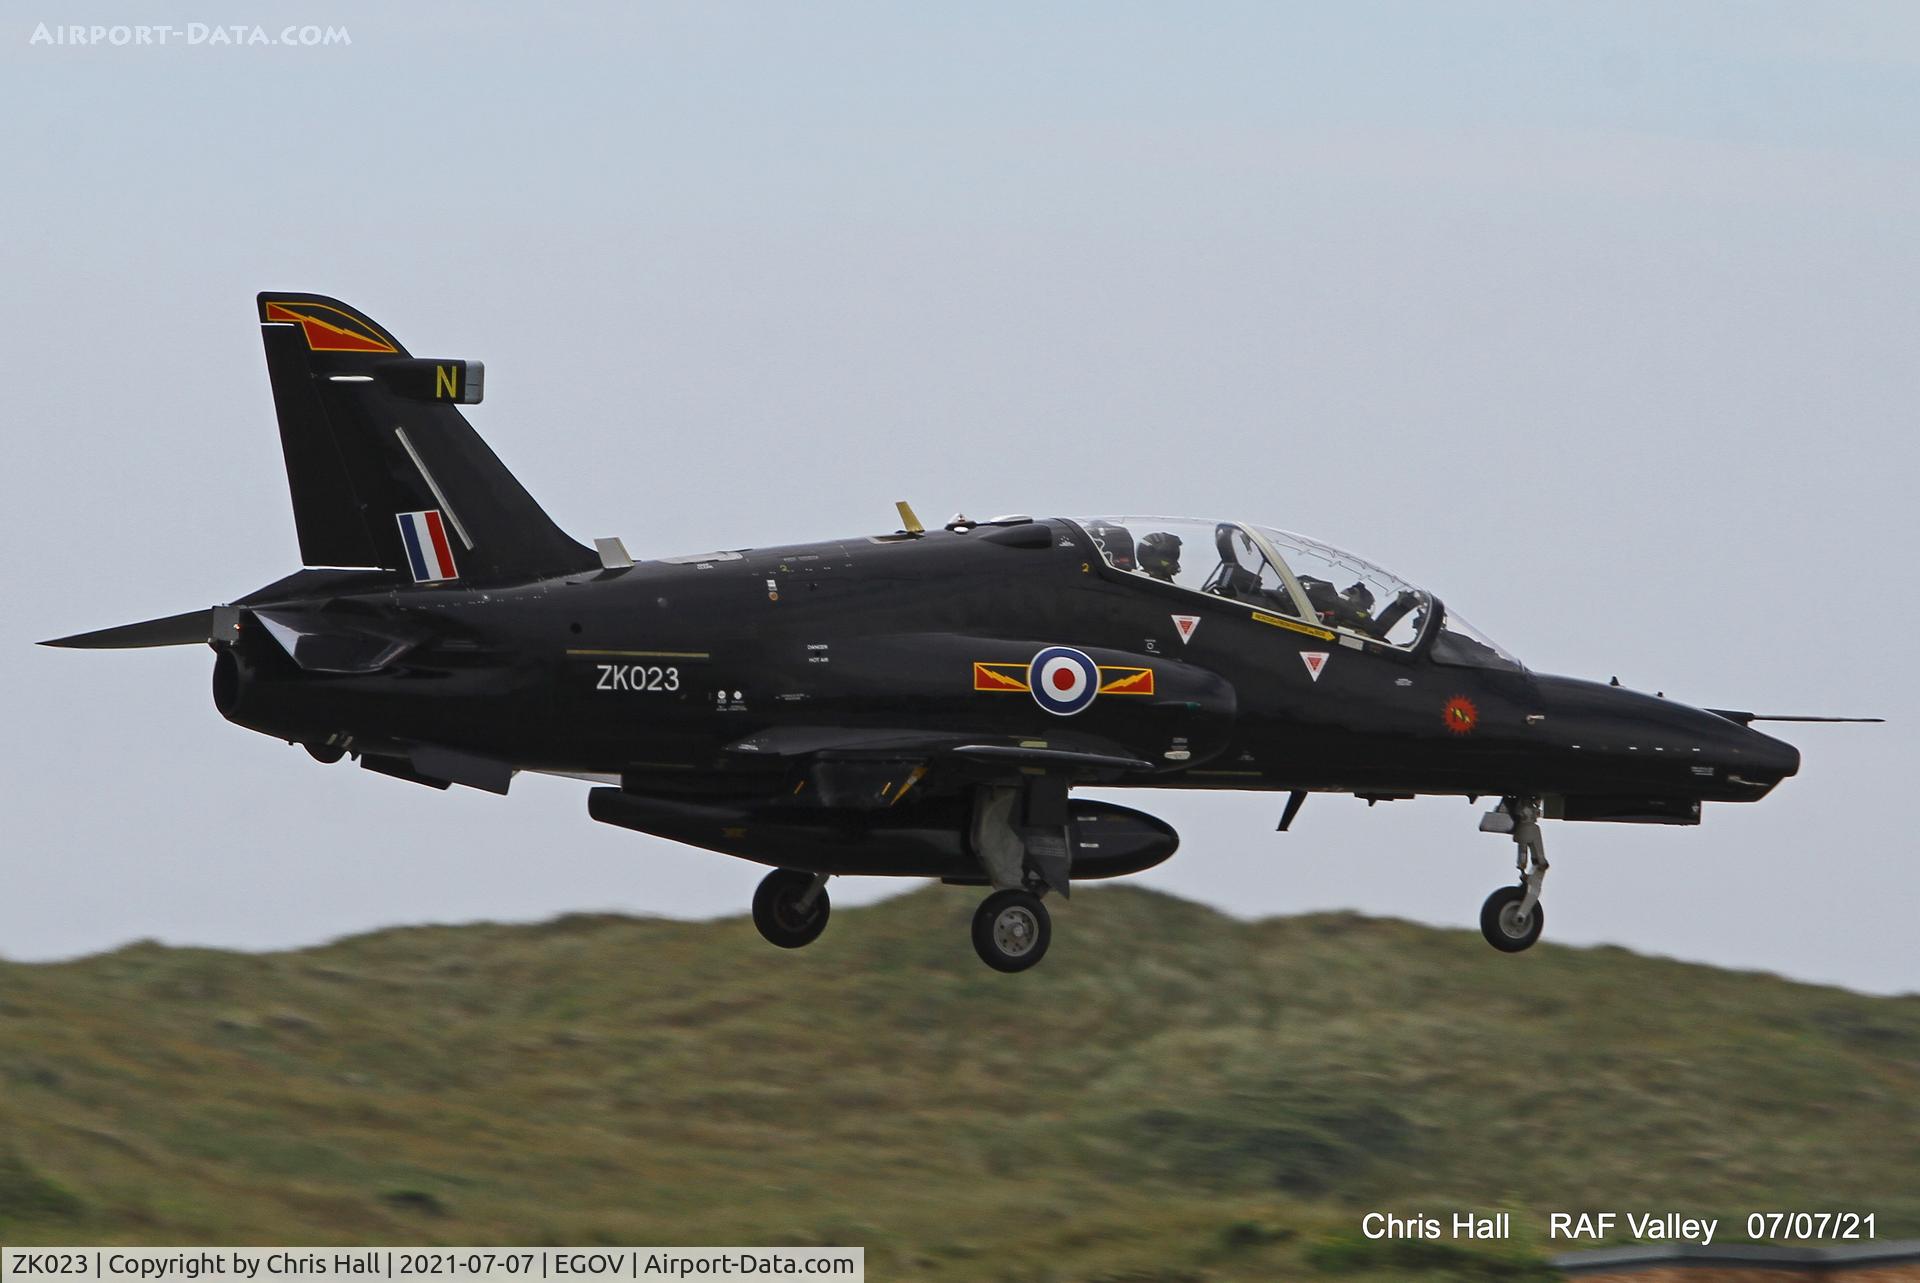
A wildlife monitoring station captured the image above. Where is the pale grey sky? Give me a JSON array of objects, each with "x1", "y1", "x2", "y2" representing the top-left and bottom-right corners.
[{"x1": 3, "y1": 1, "x2": 1914, "y2": 992}]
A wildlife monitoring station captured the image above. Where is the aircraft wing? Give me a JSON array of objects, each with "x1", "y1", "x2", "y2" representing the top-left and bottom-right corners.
[
  {"x1": 717, "y1": 724, "x2": 1155, "y2": 810},
  {"x1": 725, "y1": 724, "x2": 1151, "y2": 770}
]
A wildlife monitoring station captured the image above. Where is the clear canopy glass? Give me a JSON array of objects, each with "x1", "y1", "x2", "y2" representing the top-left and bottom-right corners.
[
  {"x1": 1077, "y1": 516, "x2": 1515, "y2": 661},
  {"x1": 1081, "y1": 517, "x2": 1304, "y2": 618},
  {"x1": 1251, "y1": 525, "x2": 1429, "y2": 648},
  {"x1": 1429, "y1": 605, "x2": 1525, "y2": 671}
]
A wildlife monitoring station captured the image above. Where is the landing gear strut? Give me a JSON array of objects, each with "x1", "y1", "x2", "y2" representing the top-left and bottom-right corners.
[
  {"x1": 963, "y1": 780, "x2": 1069, "y2": 971},
  {"x1": 752, "y1": 868, "x2": 831, "y2": 949},
  {"x1": 1478, "y1": 797, "x2": 1547, "y2": 953},
  {"x1": 971, "y1": 888, "x2": 1052, "y2": 972}
]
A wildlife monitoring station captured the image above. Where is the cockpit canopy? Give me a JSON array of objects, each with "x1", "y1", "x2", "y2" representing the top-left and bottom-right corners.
[{"x1": 1075, "y1": 516, "x2": 1522, "y2": 668}]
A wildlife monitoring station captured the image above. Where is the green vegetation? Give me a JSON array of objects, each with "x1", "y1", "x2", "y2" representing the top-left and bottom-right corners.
[{"x1": 1, "y1": 886, "x2": 1915, "y2": 1281}]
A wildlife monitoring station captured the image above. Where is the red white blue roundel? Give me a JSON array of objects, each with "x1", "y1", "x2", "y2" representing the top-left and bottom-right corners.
[{"x1": 1029, "y1": 646, "x2": 1099, "y2": 716}]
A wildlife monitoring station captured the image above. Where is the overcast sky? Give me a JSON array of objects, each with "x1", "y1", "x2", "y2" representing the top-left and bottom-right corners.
[{"x1": 3, "y1": 1, "x2": 1915, "y2": 994}]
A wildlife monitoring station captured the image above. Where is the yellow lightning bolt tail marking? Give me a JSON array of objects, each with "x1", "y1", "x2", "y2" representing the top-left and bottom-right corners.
[{"x1": 262, "y1": 301, "x2": 399, "y2": 352}]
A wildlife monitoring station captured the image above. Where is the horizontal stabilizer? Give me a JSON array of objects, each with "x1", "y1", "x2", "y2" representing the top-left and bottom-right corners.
[{"x1": 41, "y1": 609, "x2": 214, "y2": 649}]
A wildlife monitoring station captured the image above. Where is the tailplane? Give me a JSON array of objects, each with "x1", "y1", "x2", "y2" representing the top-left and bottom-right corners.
[
  {"x1": 41, "y1": 609, "x2": 215, "y2": 649},
  {"x1": 256, "y1": 292, "x2": 596, "y2": 583}
]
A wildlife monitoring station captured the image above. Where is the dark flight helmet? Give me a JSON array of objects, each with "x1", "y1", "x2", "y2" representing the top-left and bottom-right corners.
[
  {"x1": 1139, "y1": 531, "x2": 1183, "y2": 581},
  {"x1": 1086, "y1": 521, "x2": 1137, "y2": 571}
]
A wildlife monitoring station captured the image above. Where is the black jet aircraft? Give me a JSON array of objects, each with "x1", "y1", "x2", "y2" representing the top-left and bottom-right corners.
[{"x1": 44, "y1": 293, "x2": 1877, "y2": 971}]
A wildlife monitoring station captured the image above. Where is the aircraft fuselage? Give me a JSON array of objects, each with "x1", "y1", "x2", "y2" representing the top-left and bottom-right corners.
[{"x1": 215, "y1": 519, "x2": 1799, "y2": 818}]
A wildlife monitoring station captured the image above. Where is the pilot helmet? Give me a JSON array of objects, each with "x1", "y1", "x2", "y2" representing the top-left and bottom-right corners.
[
  {"x1": 1086, "y1": 522, "x2": 1136, "y2": 571},
  {"x1": 1138, "y1": 531, "x2": 1183, "y2": 579}
]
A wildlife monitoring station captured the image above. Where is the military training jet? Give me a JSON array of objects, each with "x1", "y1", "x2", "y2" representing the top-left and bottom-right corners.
[{"x1": 43, "y1": 293, "x2": 1878, "y2": 971}]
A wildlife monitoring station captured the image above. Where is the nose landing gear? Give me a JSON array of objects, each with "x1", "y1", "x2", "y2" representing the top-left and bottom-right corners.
[{"x1": 1478, "y1": 797, "x2": 1547, "y2": 952}]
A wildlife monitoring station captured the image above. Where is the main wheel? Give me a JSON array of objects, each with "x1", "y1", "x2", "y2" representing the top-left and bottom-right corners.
[
  {"x1": 752, "y1": 869, "x2": 830, "y2": 949},
  {"x1": 971, "y1": 889, "x2": 1052, "y2": 972},
  {"x1": 1480, "y1": 884, "x2": 1544, "y2": 953}
]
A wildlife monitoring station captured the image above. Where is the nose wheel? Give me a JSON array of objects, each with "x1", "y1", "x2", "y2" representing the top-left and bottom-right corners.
[
  {"x1": 972, "y1": 888, "x2": 1052, "y2": 972},
  {"x1": 1480, "y1": 884, "x2": 1545, "y2": 952},
  {"x1": 1477, "y1": 797, "x2": 1548, "y2": 953}
]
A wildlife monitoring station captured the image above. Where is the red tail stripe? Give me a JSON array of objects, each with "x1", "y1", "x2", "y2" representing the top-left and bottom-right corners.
[{"x1": 423, "y1": 510, "x2": 457, "y2": 578}]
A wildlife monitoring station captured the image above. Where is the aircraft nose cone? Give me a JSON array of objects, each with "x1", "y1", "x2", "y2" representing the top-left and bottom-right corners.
[
  {"x1": 1746, "y1": 727, "x2": 1801, "y2": 782},
  {"x1": 1711, "y1": 721, "x2": 1800, "y2": 798}
]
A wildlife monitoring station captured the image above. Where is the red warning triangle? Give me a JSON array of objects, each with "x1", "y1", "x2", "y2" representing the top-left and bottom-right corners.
[
  {"x1": 1171, "y1": 615, "x2": 1200, "y2": 643},
  {"x1": 1300, "y1": 651, "x2": 1329, "y2": 682}
]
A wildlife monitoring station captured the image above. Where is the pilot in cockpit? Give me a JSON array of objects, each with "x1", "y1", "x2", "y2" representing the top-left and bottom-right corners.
[
  {"x1": 1138, "y1": 531, "x2": 1182, "y2": 582},
  {"x1": 1297, "y1": 575, "x2": 1378, "y2": 634},
  {"x1": 1084, "y1": 522, "x2": 1137, "y2": 573}
]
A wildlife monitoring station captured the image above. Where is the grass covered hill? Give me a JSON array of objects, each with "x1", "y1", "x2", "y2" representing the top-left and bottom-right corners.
[{"x1": 1, "y1": 885, "x2": 1916, "y2": 1281}]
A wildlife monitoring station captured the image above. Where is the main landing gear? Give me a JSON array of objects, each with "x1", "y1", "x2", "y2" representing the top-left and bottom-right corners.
[
  {"x1": 751, "y1": 868, "x2": 832, "y2": 948},
  {"x1": 749, "y1": 868, "x2": 1057, "y2": 971},
  {"x1": 1478, "y1": 797, "x2": 1548, "y2": 953},
  {"x1": 971, "y1": 888, "x2": 1052, "y2": 972},
  {"x1": 748, "y1": 783, "x2": 1065, "y2": 970}
]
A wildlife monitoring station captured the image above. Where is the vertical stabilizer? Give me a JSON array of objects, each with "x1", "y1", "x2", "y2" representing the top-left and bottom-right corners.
[{"x1": 256, "y1": 292, "x2": 596, "y2": 583}]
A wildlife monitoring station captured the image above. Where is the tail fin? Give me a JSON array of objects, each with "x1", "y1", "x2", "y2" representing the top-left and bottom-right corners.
[{"x1": 257, "y1": 292, "x2": 597, "y2": 583}]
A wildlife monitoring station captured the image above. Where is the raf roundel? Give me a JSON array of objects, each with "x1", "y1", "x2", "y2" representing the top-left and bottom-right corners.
[{"x1": 1028, "y1": 646, "x2": 1100, "y2": 716}]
